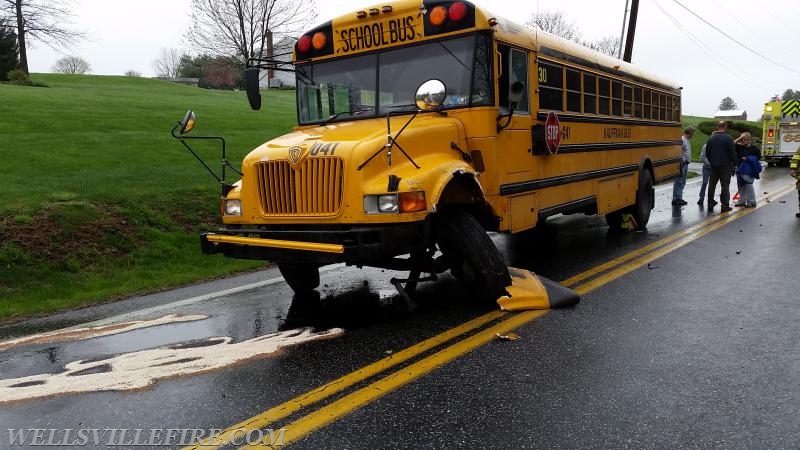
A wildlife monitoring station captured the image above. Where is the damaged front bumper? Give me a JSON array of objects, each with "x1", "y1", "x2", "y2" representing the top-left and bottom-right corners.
[{"x1": 200, "y1": 221, "x2": 429, "y2": 266}]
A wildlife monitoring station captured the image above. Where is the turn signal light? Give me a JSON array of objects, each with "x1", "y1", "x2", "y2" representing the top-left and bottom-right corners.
[
  {"x1": 312, "y1": 32, "x2": 327, "y2": 50},
  {"x1": 399, "y1": 191, "x2": 427, "y2": 213},
  {"x1": 429, "y1": 6, "x2": 448, "y2": 26}
]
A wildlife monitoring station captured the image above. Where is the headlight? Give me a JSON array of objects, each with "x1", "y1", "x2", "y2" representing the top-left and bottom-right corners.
[
  {"x1": 378, "y1": 194, "x2": 399, "y2": 213},
  {"x1": 223, "y1": 199, "x2": 242, "y2": 216},
  {"x1": 364, "y1": 192, "x2": 426, "y2": 214}
]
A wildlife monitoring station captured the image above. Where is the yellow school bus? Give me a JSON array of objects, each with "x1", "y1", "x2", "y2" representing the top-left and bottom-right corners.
[{"x1": 175, "y1": 0, "x2": 682, "y2": 300}]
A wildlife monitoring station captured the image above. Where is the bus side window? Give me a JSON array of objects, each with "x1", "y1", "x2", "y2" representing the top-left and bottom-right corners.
[
  {"x1": 538, "y1": 61, "x2": 563, "y2": 111},
  {"x1": 509, "y1": 48, "x2": 528, "y2": 113}
]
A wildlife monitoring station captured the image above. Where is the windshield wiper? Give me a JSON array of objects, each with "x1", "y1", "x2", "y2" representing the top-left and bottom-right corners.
[{"x1": 320, "y1": 107, "x2": 373, "y2": 125}]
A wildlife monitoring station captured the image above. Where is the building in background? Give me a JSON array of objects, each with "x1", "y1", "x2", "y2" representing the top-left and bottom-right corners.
[
  {"x1": 259, "y1": 37, "x2": 296, "y2": 89},
  {"x1": 715, "y1": 109, "x2": 747, "y2": 120}
]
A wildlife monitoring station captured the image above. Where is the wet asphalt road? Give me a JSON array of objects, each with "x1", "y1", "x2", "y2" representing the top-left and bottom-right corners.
[{"x1": 1, "y1": 164, "x2": 799, "y2": 449}]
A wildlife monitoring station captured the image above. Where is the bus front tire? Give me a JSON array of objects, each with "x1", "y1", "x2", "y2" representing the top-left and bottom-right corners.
[
  {"x1": 277, "y1": 263, "x2": 320, "y2": 294},
  {"x1": 434, "y1": 209, "x2": 511, "y2": 302}
]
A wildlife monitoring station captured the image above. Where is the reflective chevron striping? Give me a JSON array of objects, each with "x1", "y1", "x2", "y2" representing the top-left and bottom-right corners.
[{"x1": 781, "y1": 100, "x2": 800, "y2": 117}]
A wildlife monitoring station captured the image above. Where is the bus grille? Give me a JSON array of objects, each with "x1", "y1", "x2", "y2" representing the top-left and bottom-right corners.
[{"x1": 255, "y1": 158, "x2": 343, "y2": 216}]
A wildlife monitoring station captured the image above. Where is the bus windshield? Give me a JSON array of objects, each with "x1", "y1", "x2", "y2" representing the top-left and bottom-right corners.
[{"x1": 296, "y1": 33, "x2": 492, "y2": 124}]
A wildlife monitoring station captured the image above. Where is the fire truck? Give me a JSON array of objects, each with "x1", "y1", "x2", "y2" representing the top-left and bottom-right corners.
[{"x1": 762, "y1": 99, "x2": 800, "y2": 166}]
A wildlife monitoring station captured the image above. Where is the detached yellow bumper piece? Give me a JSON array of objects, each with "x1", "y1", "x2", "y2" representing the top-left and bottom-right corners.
[
  {"x1": 204, "y1": 233, "x2": 344, "y2": 253},
  {"x1": 497, "y1": 267, "x2": 580, "y2": 311}
]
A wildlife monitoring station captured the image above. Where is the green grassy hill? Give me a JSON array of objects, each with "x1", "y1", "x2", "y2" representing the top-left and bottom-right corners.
[
  {"x1": 0, "y1": 74, "x2": 296, "y2": 319},
  {"x1": 682, "y1": 115, "x2": 762, "y2": 161}
]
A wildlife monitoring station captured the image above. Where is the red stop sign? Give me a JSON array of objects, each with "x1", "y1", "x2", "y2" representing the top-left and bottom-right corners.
[{"x1": 545, "y1": 111, "x2": 560, "y2": 154}]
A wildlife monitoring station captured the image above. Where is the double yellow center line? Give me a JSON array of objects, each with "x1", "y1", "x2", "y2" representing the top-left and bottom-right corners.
[{"x1": 185, "y1": 183, "x2": 795, "y2": 449}]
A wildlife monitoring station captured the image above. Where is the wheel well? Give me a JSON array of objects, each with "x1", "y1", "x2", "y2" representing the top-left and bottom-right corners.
[{"x1": 436, "y1": 172, "x2": 497, "y2": 230}]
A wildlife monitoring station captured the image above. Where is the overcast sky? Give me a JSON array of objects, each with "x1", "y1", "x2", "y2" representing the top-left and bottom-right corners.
[{"x1": 25, "y1": 0, "x2": 800, "y2": 118}]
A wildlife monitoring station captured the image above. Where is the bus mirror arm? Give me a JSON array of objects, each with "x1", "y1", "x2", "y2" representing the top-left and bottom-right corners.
[
  {"x1": 496, "y1": 103, "x2": 515, "y2": 133},
  {"x1": 357, "y1": 111, "x2": 422, "y2": 171},
  {"x1": 171, "y1": 123, "x2": 242, "y2": 196},
  {"x1": 497, "y1": 82, "x2": 524, "y2": 132}
]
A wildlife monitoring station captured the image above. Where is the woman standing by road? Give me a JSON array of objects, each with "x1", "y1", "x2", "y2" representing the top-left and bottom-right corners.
[{"x1": 733, "y1": 132, "x2": 761, "y2": 207}]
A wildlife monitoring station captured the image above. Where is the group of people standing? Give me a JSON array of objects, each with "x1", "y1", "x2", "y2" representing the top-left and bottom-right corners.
[{"x1": 672, "y1": 121, "x2": 761, "y2": 211}]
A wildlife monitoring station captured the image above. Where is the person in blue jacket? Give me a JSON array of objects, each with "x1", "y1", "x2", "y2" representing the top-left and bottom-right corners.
[
  {"x1": 736, "y1": 154, "x2": 762, "y2": 207},
  {"x1": 733, "y1": 132, "x2": 761, "y2": 207}
]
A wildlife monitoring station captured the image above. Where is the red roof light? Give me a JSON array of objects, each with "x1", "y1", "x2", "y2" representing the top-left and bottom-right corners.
[
  {"x1": 297, "y1": 35, "x2": 312, "y2": 53},
  {"x1": 449, "y1": 2, "x2": 468, "y2": 22}
]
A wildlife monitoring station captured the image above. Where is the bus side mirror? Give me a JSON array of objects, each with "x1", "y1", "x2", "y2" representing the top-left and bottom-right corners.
[
  {"x1": 415, "y1": 79, "x2": 446, "y2": 110},
  {"x1": 245, "y1": 68, "x2": 262, "y2": 110},
  {"x1": 179, "y1": 110, "x2": 196, "y2": 135},
  {"x1": 509, "y1": 81, "x2": 524, "y2": 109}
]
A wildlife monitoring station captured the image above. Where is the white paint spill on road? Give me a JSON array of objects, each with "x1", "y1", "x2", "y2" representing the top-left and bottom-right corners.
[
  {"x1": 0, "y1": 327, "x2": 344, "y2": 405},
  {"x1": 0, "y1": 314, "x2": 208, "y2": 351}
]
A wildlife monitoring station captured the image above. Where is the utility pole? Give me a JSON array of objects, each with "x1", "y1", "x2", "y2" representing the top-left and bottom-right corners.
[
  {"x1": 622, "y1": 0, "x2": 639, "y2": 62},
  {"x1": 618, "y1": 0, "x2": 629, "y2": 59}
]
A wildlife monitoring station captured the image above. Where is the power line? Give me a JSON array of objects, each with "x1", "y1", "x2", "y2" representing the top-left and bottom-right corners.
[
  {"x1": 709, "y1": 0, "x2": 774, "y2": 50},
  {"x1": 652, "y1": 0, "x2": 773, "y2": 91},
  {"x1": 671, "y1": 0, "x2": 800, "y2": 76}
]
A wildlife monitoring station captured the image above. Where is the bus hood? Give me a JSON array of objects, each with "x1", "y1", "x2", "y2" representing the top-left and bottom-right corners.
[{"x1": 243, "y1": 115, "x2": 466, "y2": 170}]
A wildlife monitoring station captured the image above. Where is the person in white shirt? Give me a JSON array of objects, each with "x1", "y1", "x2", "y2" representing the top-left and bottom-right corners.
[{"x1": 672, "y1": 126, "x2": 694, "y2": 206}]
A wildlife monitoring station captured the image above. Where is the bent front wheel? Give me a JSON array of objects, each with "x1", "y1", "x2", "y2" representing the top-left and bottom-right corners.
[{"x1": 434, "y1": 209, "x2": 511, "y2": 302}]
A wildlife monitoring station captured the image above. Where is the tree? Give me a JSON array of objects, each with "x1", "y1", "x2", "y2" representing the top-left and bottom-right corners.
[
  {"x1": 718, "y1": 97, "x2": 738, "y2": 110},
  {"x1": 0, "y1": 18, "x2": 18, "y2": 80},
  {"x1": 781, "y1": 89, "x2": 800, "y2": 101},
  {"x1": 177, "y1": 53, "x2": 212, "y2": 79},
  {"x1": 186, "y1": 0, "x2": 318, "y2": 69},
  {"x1": 526, "y1": 10, "x2": 581, "y2": 42},
  {"x1": 124, "y1": 69, "x2": 141, "y2": 77},
  {"x1": 51, "y1": 55, "x2": 90, "y2": 74},
  {"x1": 152, "y1": 47, "x2": 182, "y2": 78},
  {"x1": 0, "y1": 0, "x2": 87, "y2": 74},
  {"x1": 582, "y1": 35, "x2": 621, "y2": 57}
]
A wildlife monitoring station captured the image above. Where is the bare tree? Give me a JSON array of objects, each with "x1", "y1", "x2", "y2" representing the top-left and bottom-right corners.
[
  {"x1": 0, "y1": 0, "x2": 88, "y2": 74},
  {"x1": 185, "y1": 0, "x2": 318, "y2": 68},
  {"x1": 51, "y1": 55, "x2": 90, "y2": 73},
  {"x1": 152, "y1": 47, "x2": 182, "y2": 78},
  {"x1": 526, "y1": 10, "x2": 581, "y2": 42},
  {"x1": 582, "y1": 35, "x2": 621, "y2": 57},
  {"x1": 124, "y1": 69, "x2": 142, "y2": 77}
]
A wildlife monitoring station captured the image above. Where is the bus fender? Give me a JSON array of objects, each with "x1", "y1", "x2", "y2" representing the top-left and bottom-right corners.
[{"x1": 428, "y1": 163, "x2": 483, "y2": 209}]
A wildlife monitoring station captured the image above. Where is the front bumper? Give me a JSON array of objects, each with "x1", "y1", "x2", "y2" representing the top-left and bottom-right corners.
[{"x1": 200, "y1": 221, "x2": 430, "y2": 265}]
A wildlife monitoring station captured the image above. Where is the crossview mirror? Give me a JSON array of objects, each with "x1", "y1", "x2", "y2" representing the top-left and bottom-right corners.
[
  {"x1": 415, "y1": 79, "x2": 446, "y2": 111},
  {"x1": 179, "y1": 110, "x2": 196, "y2": 135},
  {"x1": 244, "y1": 67, "x2": 262, "y2": 110},
  {"x1": 508, "y1": 81, "x2": 524, "y2": 108}
]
